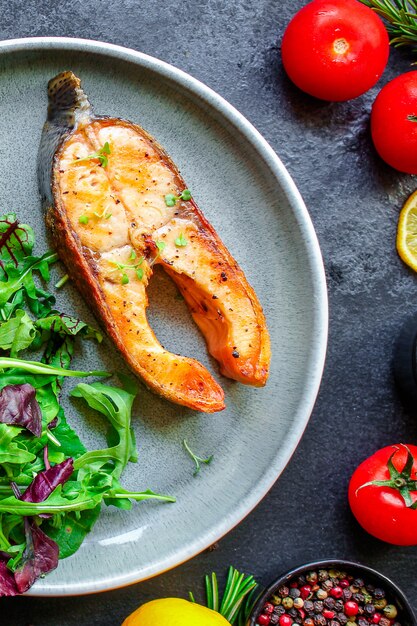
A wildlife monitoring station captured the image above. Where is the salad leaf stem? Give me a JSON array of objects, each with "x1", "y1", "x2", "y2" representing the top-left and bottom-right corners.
[{"x1": 0, "y1": 357, "x2": 109, "y2": 378}]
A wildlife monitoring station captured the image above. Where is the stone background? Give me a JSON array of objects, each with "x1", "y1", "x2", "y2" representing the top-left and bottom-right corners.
[{"x1": 2, "y1": 0, "x2": 417, "y2": 623}]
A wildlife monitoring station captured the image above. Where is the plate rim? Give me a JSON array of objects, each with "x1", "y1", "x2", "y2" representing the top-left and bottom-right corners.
[{"x1": 0, "y1": 36, "x2": 328, "y2": 596}]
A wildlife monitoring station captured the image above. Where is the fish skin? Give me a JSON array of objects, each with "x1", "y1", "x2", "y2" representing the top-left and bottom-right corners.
[{"x1": 38, "y1": 71, "x2": 270, "y2": 412}]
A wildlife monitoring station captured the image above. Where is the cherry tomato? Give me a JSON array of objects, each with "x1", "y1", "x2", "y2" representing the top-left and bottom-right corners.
[
  {"x1": 371, "y1": 71, "x2": 417, "y2": 174},
  {"x1": 281, "y1": 0, "x2": 389, "y2": 101},
  {"x1": 349, "y1": 444, "x2": 417, "y2": 545}
]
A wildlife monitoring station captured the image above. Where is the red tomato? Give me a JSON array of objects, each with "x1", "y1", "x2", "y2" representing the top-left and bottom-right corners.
[
  {"x1": 349, "y1": 444, "x2": 417, "y2": 545},
  {"x1": 371, "y1": 71, "x2": 417, "y2": 174},
  {"x1": 281, "y1": 0, "x2": 389, "y2": 101}
]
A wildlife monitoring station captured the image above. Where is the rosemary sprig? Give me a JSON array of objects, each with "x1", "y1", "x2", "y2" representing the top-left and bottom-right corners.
[
  {"x1": 360, "y1": 0, "x2": 417, "y2": 47},
  {"x1": 190, "y1": 566, "x2": 260, "y2": 624}
]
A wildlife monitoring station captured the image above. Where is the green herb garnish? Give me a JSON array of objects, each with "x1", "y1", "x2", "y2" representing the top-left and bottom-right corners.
[
  {"x1": 79, "y1": 215, "x2": 89, "y2": 225},
  {"x1": 190, "y1": 566, "x2": 261, "y2": 625},
  {"x1": 109, "y1": 253, "x2": 145, "y2": 285},
  {"x1": 183, "y1": 439, "x2": 213, "y2": 476},
  {"x1": 175, "y1": 233, "x2": 188, "y2": 247},
  {"x1": 74, "y1": 141, "x2": 111, "y2": 168},
  {"x1": 155, "y1": 240, "x2": 166, "y2": 252},
  {"x1": 164, "y1": 189, "x2": 192, "y2": 207}
]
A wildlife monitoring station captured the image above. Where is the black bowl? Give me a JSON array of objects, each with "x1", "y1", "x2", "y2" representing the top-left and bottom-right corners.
[{"x1": 249, "y1": 559, "x2": 416, "y2": 626}]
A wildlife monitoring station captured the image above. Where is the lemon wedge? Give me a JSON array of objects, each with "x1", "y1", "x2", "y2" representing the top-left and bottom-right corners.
[{"x1": 397, "y1": 190, "x2": 417, "y2": 272}]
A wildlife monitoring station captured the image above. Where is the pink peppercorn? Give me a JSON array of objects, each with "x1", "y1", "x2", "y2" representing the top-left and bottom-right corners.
[
  {"x1": 300, "y1": 585, "x2": 312, "y2": 599},
  {"x1": 264, "y1": 603, "x2": 274, "y2": 614},
  {"x1": 344, "y1": 601, "x2": 359, "y2": 617},
  {"x1": 290, "y1": 581, "x2": 298, "y2": 588},
  {"x1": 323, "y1": 610, "x2": 335, "y2": 619},
  {"x1": 279, "y1": 614, "x2": 293, "y2": 626},
  {"x1": 330, "y1": 586, "x2": 343, "y2": 599},
  {"x1": 372, "y1": 613, "x2": 382, "y2": 624},
  {"x1": 340, "y1": 579, "x2": 350, "y2": 589},
  {"x1": 258, "y1": 615, "x2": 271, "y2": 626}
]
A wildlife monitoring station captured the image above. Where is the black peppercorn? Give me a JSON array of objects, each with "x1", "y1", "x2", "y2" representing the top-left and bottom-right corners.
[
  {"x1": 313, "y1": 601, "x2": 324, "y2": 613},
  {"x1": 289, "y1": 588, "x2": 301, "y2": 599},
  {"x1": 323, "y1": 580, "x2": 334, "y2": 591},
  {"x1": 278, "y1": 585, "x2": 289, "y2": 598},
  {"x1": 270, "y1": 616, "x2": 279, "y2": 625},
  {"x1": 364, "y1": 604, "x2": 376, "y2": 616},
  {"x1": 304, "y1": 601, "x2": 315, "y2": 614},
  {"x1": 324, "y1": 598, "x2": 336, "y2": 610},
  {"x1": 353, "y1": 593, "x2": 365, "y2": 604},
  {"x1": 298, "y1": 575, "x2": 307, "y2": 586},
  {"x1": 330, "y1": 621, "x2": 339, "y2": 626},
  {"x1": 288, "y1": 608, "x2": 298, "y2": 619},
  {"x1": 334, "y1": 600, "x2": 344, "y2": 612},
  {"x1": 353, "y1": 579, "x2": 365, "y2": 588},
  {"x1": 365, "y1": 584, "x2": 375, "y2": 594},
  {"x1": 314, "y1": 615, "x2": 326, "y2": 626},
  {"x1": 358, "y1": 619, "x2": 369, "y2": 626},
  {"x1": 374, "y1": 588, "x2": 385, "y2": 600},
  {"x1": 337, "y1": 612, "x2": 348, "y2": 624},
  {"x1": 273, "y1": 605, "x2": 285, "y2": 616},
  {"x1": 342, "y1": 589, "x2": 353, "y2": 601}
]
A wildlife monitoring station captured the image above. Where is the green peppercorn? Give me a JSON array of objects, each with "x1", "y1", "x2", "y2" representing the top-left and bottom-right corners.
[
  {"x1": 383, "y1": 604, "x2": 398, "y2": 619},
  {"x1": 374, "y1": 598, "x2": 387, "y2": 610},
  {"x1": 306, "y1": 571, "x2": 318, "y2": 584},
  {"x1": 282, "y1": 597, "x2": 294, "y2": 609},
  {"x1": 271, "y1": 595, "x2": 281, "y2": 605},
  {"x1": 329, "y1": 569, "x2": 339, "y2": 579},
  {"x1": 316, "y1": 589, "x2": 328, "y2": 600}
]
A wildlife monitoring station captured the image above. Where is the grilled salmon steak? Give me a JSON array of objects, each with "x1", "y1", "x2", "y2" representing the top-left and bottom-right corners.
[{"x1": 38, "y1": 71, "x2": 270, "y2": 412}]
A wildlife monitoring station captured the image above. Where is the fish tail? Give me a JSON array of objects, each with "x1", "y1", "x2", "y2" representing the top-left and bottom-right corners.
[{"x1": 47, "y1": 71, "x2": 91, "y2": 125}]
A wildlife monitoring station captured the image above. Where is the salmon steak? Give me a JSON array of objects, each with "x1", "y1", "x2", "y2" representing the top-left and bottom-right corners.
[{"x1": 38, "y1": 71, "x2": 271, "y2": 412}]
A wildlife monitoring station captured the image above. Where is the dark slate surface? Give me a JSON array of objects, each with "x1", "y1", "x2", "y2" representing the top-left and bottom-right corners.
[{"x1": 2, "y1": 1, "x2": 417, "y2": 624}]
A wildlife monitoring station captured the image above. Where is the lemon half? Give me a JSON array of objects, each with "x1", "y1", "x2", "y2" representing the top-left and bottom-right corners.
[
  {"x1": 122, "y1": 598, "x2": 230, "y2": 626},
  {"x1": 397, "y1": 189, "x2": 417, "y2": 272}
]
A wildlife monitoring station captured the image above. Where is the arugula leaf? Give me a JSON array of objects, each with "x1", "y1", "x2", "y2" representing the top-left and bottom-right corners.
[
  {"x1": 47, "y1": 408, "x2": 86, "y2": 460},
  {"x1": 0, "y1": 425, "x2": 36, "y2": 464},
  {"x1": 71, "y1": 382, "x2": 137, "y2": 479},
  {"x1": 0, "y1": 251, "x2": 58, "y2": 308},
  {"x1": 0, "y1": 310, "x2": 36, "y2": 355},
  {"x1": 42, "y1": 507, "x2": 101, "y2": 559},
  {"x1": 36, "y1": 313, "x2": 102, "y2": 343}
]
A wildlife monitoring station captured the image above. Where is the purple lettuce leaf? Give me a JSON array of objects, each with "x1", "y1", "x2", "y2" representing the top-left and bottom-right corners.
[
  {"x1": 0, "y1": 383, "x2": 42, "y2": 437},
  {"x1": 14, "y1": 519, "x2": 58, "y2": 594},
  {"x1": 21, "y1": 458, "x2": 74, "y2": 503},
  {"x1": 0, "y1": 560, "x2": 18, "y2": 597}
]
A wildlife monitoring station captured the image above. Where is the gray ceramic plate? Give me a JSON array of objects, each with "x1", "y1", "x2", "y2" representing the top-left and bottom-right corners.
[{"x1": 0, "y1": 37, "x2": 328, "y2": 596}]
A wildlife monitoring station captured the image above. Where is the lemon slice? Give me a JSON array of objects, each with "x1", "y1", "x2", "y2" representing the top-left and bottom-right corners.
[{"x1": 397, "y1": 190, "x2": 417, "y2": 272}]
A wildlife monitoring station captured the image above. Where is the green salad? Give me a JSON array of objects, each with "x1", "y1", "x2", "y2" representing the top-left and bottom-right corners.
[{"x1": 0, "y1": 214, "x2": 174, "y2": 596}]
